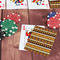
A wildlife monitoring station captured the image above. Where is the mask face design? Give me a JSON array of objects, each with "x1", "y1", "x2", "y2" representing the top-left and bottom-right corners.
[
  {"x1": 10, "y1": 0, "x2": 24, "y2": 6},
  {"x1": 7, "y1": 0, "x2": 27, "y2": 9},
  {"x1": 32, "y1": 0, "x2": 43, "y2": 5},
  {"x1": 28, "y1": 0, "x2": 50, "y2": 9}
]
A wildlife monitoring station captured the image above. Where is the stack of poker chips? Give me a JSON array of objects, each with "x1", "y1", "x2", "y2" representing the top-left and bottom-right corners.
[
  {"x1": 0, "y1": 13, "x2": 21, "y2": 40},
  {"x1": 49, "y1": 0, "x2": 60, "y2": 8},
  {"x1": 32, "y1": 0, "x2": 43, "y2": 5},
  {"x1": 10, "y1": 0, "x2": 24, "y2": 6},
  {"x1": 47, "y1": 12, "x2": 60, "y2": 29},
  {"x1": 24, "y1": 25, "x2": 57, "y2": 57},
  {"x1": 0, "y1": 20, "x2": 6, "y2": 40}
]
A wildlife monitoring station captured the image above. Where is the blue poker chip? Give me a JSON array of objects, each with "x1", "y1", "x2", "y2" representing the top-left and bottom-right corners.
[{"x1": 47, "y1": 12, "x2": 57, "y2": 19}]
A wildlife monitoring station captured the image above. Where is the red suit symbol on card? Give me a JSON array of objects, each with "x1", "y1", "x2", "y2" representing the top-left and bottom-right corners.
[
  {"x1": 0, "y1": 1, "x2": 5, "y2": 8},
  {"x1": 0, "y1": 1, "x2": 1, "y2": 3},
  {"x1": 23, "y1": 26, "x2": 25, "y2": 30},
  {"x1": 21, "y1": 3, "x2": 24, "y2": 5},
  {"x1": 0, "y1": 6, "x2": 1, "y2": 8},
  {"x1": 46, "y1": 4, "x2": 48, "y2": 8},
  {"x1": 0, "y1": 1, "x2": 2, "y2": 8},
  {"x1": 42, "y1": 3, "x2": 45, "y2": 5}
]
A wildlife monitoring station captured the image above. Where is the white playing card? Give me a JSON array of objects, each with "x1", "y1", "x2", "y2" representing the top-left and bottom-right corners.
[
  {"x1": 7, "y1": 0, "x2": 27, "y2": 9},
  {"x1": 28, "y1": 0, "x2": 50, "y2": 9},
  {"x1": 19, "y1": 24, "x2": 45, "y2": 51},
  {"x1": 0, "y1": 0, "x2": 5, "y2": 9}
]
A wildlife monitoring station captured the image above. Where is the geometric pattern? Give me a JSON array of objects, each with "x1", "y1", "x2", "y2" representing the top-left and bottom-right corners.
[{"x1": 24, "y1": 26, "x2": 57, "y2": 57}]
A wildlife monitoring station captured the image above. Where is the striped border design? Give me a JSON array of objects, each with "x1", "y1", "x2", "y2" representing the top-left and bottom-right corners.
[{"x1": 49, "y1": 1, "x2": 60, "y2": 8}]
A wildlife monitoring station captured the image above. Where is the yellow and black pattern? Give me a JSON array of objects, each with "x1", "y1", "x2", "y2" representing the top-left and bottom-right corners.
[
  {"x1": 24, "y1": 26, "x2": 57, "y2": 57},
  {"x1": 49, "y1": 1, "x2": 60, "y2": 8}
]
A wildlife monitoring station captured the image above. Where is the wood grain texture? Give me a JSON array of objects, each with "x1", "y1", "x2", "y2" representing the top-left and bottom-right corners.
[
  {"x1": 0, "y1": 10, "x2": 2, "y2": 20},
  {"x1": 1, "y1": 9, "x2": 32, "y2": 60},
  {"x1": 29, "y1": 9, "x2": 60, "y2": 60},
  {"x1": 1, "y1": 5, "x2": 60, "y2": 60}
]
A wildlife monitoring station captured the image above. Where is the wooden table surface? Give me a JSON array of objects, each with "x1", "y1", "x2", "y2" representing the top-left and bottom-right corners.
[{"x1": 0, "y1": 8, "x2": 60, "y2": 60}]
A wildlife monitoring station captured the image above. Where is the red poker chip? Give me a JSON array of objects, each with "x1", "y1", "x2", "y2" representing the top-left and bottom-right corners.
[
  {"x1": 47, "y1": 13, "x2": 60, "y2": 29},
  {"x1": 3, "y1": 16, "x2": 7, "y2": 21},
  {"x1": 3, "y1": 13, "x2": 21, "y2": 24}
]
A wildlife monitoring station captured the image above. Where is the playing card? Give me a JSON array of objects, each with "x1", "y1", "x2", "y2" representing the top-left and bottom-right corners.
[
  {"x1": 0, "y1": 0, "x2": 5, "y2": 9},
  {"x1": 28, "y1": 0, "x2": 50, "y2": 9},
  {"x1": 19, "y1": 24, "x2": 45, "y2": 51},
  {"x1": 7, "y1": 0, "x2": 27, "y2": 9}
]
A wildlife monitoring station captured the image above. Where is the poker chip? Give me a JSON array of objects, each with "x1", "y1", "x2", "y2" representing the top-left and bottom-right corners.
[
  {"x1": 47, "y1": 13, "x2": 60, "y2": 29},
  {"x1": 0, "y1": 30, "x2": 6, "y2": 40},
  {"x1": 1, "y1": 19, "x2": 18, "y2": 36},
  {"x1": 3, "y1": 16, "x2": 7, "y2": 21},
  {"x1": 0, "y1": 20, "x2": 2, "y2": 28},
  {"x1": 3, "y1": 13, "x2": 21, "y2": 24},
  {"x1": 47, "y1": 12, "x2": 57, "y2": 19}
]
